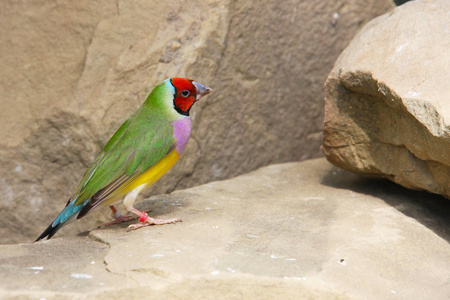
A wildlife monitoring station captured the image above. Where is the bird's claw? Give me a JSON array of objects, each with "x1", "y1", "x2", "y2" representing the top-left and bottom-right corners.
[
  {"x1": 91, "y1": 215, "x2": 139, "y2": 230},
  {"x1": 126, "y1": 217, "x2": 182, "y2": 231}
]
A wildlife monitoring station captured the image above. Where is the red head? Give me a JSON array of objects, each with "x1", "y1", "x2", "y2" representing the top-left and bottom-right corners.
[{"x1": 170, "y1": 78, "x2": 213, "y2": 116}]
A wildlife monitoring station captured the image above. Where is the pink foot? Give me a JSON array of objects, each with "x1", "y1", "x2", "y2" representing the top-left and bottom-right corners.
[
  {"x1": 126, "y1": 214, "x2": 182, "y2": 231},
  {"x1": 94, "y1": 215, "x2": 139, "y2": 229},
  {"x1": 91, "y1": 206, "x2": 139, "y2": 230}
]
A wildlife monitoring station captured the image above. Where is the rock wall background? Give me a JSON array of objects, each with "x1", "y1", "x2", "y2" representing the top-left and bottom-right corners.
[{"x1": 0, "y1": 0, "x2": 394, "y2": 244}]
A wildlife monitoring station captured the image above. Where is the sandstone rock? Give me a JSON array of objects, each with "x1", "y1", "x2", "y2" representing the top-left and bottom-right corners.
[
  {"x1": 322, "y1": 0, "x2": 450, "y2": 199},
  {"x1": 0, "y1": 0, "x2": 394, "y2": 243},
  {"x1": 1, "y1": 159, "x2": 449, "y2": 299}
]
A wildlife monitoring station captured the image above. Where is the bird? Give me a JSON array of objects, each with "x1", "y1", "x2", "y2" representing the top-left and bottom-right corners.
[{"x1": 35, "y1": 78, "x2": 213, "y2": 241}]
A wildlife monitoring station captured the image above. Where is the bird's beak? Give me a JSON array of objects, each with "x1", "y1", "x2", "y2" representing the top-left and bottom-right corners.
[{"x1": 193, "y1": 81, "x2": 213, "y2": 100}]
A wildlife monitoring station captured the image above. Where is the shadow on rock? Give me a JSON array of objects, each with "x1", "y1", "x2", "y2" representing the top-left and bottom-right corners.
[{"x1": 321, "y1": 166, "x2": 450, "y2": 244}]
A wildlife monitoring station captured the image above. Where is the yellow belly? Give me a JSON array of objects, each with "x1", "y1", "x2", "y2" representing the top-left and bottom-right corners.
[
  {"x1": 102, "y1": 150, "x2": 180, "y2": 206},
  {"x1": 125, "y1": 150, "x2": 180, "y2": 192}
]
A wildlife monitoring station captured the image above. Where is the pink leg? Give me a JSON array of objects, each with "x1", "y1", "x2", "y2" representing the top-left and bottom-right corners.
[
  {"x1": 93, "y1": 206, "x2": 139, "y2": 229},
  {"x1": 126, "y1": 207, "x2": 181, "y2": 231}
]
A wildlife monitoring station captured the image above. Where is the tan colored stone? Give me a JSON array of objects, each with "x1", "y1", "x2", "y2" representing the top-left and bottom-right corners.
[
  {"x1": 1, "y1": 159, "x2": 449, "y2": 299},
  {"x1": 323, "y1": 0, "x2": 450, "y2": 198},
  {"x1": 0, "y1": 0, "x2": 394, "y2": 243}
]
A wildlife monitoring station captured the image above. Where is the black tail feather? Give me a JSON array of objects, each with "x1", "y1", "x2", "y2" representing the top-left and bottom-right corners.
[
  {"x1": 35, "y1": 222, "x2": 63, "y2": 242},
  {"x1": 35, "y1": 198, "x2": 74, "y2": 242}
]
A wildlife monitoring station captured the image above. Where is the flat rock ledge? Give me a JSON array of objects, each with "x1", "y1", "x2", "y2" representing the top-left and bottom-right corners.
[{"x1": 1, "y1": 158, "x2": 449, "y2": 299}]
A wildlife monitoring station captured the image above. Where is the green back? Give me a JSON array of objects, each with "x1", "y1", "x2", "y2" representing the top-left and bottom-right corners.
[{"x1": 73, "y1": 80, "x2": 177, "y2": 205}]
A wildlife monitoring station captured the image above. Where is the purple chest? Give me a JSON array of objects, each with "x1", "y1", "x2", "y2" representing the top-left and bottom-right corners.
[{"x1": 172, "y1": 117, "x2": 192, "y2": 154}]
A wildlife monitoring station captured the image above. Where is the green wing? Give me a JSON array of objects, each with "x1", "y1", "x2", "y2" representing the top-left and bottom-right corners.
[{"x1": 72, "y1": 107, "x2": 174, "y2": 210}]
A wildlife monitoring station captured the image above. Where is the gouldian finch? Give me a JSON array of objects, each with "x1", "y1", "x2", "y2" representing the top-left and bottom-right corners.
[{"x1": 36, "y1": 78, "x2": 212, "y2": 241}]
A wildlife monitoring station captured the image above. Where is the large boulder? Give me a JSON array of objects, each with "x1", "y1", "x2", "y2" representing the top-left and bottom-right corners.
[
  {"x1": 0, "y1": 0, "x2": 394, "y2": 243},
  {"x1": 323, "y1": 0, "x2": 450, "y2": 199}
]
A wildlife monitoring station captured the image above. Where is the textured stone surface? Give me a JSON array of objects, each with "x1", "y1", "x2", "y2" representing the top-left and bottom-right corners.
[
  {"x1": 1, "y1": 159, "x2": 450, "y2": 299},
  {"x1": 0, "y1": 0, "x2": 394, "y2": 243},
  {"x1": 322, "y1": 0, "x2": 450, "y2": 199}
]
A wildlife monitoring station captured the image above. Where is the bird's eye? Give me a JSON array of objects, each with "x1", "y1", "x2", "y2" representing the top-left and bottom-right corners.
[{"x1": 181, "y1": 90, "x2": 190, "y2": 97}]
